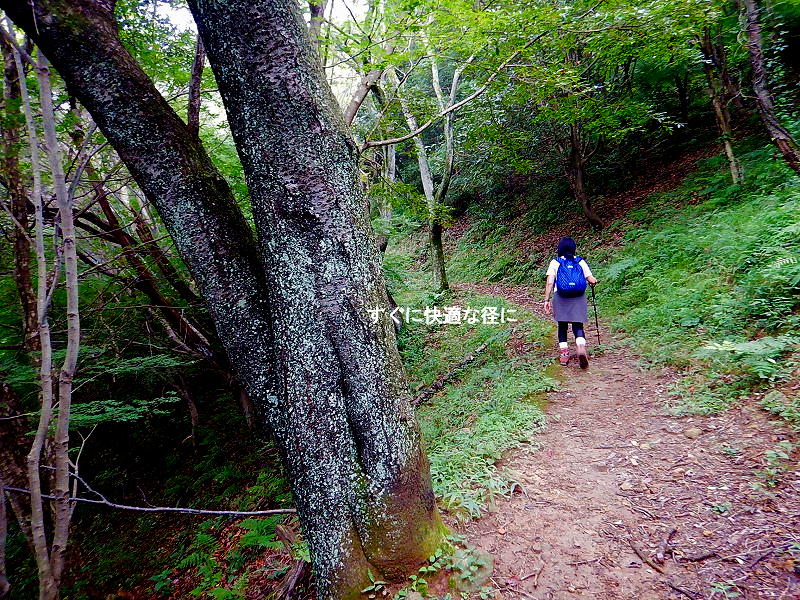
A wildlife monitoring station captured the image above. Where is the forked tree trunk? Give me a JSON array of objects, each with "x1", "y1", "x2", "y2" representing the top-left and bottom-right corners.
[
  {"x1": 566, "y1": 127, "x2": 603, "y2": 229},
  {"x1": 189, "y1": 2, "x2": 442, "y2": 596},
  {"x1": 37, "y1": 53, "x2": 79, "y2": 593},
  {"x1": 700, "y1": 29, "x2": 742, "y2": 184},
  {"x1": 4, "y1": 2, "x2": 442, "y2": 598},
  {"x1": 743, "y1": 0, "x2": 800, "y2": 175},
  {"x1": 11, "y1": 36, "x2": 59, "y2": 600}
]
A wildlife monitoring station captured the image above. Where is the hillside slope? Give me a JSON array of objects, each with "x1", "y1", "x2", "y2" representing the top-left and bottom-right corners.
[{"x1": 439, "y1": 136, "x2": 800, "y2": 427}]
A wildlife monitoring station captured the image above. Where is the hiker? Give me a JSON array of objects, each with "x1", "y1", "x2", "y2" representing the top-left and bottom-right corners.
[{"x1": 543, "y1": 237, "x2": 598, "y2": 368}]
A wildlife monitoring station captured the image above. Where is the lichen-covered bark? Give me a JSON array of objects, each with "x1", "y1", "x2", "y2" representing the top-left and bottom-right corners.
[
  {"x1": 1, "y1": 0, "x2": 278, "y2": 415},
  {"x1": 4, "y1": 2, "x2": 441, "y2": 597},
  {"x1": 189, "y1": 0, "x2": 442, "y2": 596}
]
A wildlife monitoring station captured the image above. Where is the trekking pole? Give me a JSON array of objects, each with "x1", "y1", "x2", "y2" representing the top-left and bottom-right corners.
[{"x1": 590, "y1": 284, "x2": 601, "y2": 345}]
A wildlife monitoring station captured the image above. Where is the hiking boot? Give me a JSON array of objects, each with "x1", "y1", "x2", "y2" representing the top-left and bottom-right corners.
[
  {"x1": 558, "y1": 348, "x2": 570, "y2": 366},
  {"x1": 577, "y1": 344, "x2": 589, "y2": 369}
]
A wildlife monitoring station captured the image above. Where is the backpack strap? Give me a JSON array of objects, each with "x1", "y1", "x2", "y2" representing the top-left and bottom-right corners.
[{"x1": 556, "y1": 256, "x2": 580, "y2": 264}]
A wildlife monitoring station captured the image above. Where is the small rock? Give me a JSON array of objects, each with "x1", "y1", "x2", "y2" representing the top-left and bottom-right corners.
[
  {"x1": 684, "y1": 427, "x2": 703, "y2": 439},
  {"x1": 620, "y1": 481, "x2": 635, "y2": 491},
  {"x1": 702, "y1": 529, "x2": 714, "y2": 537}
]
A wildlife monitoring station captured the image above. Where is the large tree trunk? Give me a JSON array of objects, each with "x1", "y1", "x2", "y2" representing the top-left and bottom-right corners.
[
  {"x1": 189, "y1": 2, "x2": 442, "y2": 597},
  {"x1": 700, "y1": 29, "x2": 743, "y2": 184},
  {"x1": 0, "y1": 35, "x2": 39, "y2": 354},
  {"x1": 5, "y1": 2, "x2": 442, "y2": 598},
  {"x1": 742, "y1": 0, "x2": 800, "y2": 175}
]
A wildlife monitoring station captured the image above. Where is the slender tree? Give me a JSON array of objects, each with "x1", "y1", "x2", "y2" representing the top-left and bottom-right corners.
[{"x1": 187, "y1": 35, "x2": 204, "y2": 137}]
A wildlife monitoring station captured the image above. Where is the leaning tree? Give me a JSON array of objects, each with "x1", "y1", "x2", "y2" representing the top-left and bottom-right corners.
[{"x1": 1, "y1": 0, "x2": 443, "y2": 598}]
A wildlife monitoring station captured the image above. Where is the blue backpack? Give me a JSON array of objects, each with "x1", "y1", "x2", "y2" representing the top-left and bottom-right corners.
[{"x1": 555, "y1": 256, "x2": 587, "y2": 298}]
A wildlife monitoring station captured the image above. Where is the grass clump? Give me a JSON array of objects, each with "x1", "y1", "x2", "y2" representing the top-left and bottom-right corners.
[
  {"x1": 446, "y1": 220, "x2": 540, "y2": 284},
  {"x1": 388, "y1": 259, "x2": 557, "y2": 518},
  {"x1": 419, "y1": 362, "x2": 555, "y2": 519}
]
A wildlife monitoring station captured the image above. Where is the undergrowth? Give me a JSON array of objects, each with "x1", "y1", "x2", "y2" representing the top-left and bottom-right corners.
[
  {"x1": 596, "y1": 142, "x2": 800, "y2": 414},
  {"x1": 387, "y1": 252, "x2": 558, "y2": 519},
  {"x1": 433, "y1": 136, "x2": 800, "y2": 420}
]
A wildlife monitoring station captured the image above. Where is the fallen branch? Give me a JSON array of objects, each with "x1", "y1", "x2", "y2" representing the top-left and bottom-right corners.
[
  {"x1": 665, "y1": 580, "x2": 699, "y2": 600},
  {"x1": 656, "y1": 527, "x2": 677, "y2": 564},
  {"x1": 629, "y1": 539, "x2": 664, "y2": 574},
  {"x1": 747, "y1": 546, "x2": 777, "y2": 568},
  {"x1": 520, "y1": 560, "x2": 545, "y2": 587},
  {"x1": 4, "y1": 487, "x2": 295, "y2": 516},
  {"x1": 413, "y1": 340, "x2": 490, "y2": 406},
  {"x1": 681, "y1": 549, "x2": 717, "y2": 562}
]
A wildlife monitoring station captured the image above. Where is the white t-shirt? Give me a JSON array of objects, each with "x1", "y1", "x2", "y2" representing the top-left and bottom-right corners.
[{"x1": 547, "y1": 257, "x2": 593, "y2": 291}]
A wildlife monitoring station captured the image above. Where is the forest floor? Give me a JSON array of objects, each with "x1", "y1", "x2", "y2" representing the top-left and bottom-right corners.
[{"x1": 454, "y1": 283, "x2": 800, "y2": 600}]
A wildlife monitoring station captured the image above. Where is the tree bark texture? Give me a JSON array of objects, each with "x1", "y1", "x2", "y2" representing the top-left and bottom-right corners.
[
  {"x1": 187, "y1": 35, "x2": 204, "y2": 137},
  {"x1": 189, "y1": 2, "x2": 442, "y2": 596},
  {"x1": 743, "y1": 0, "x2": 800, "y2": 175}
]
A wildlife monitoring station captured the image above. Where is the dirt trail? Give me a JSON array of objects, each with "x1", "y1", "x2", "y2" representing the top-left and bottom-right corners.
[{"x1": 456, "y1": 284, "x2": 800, "y2": 600}]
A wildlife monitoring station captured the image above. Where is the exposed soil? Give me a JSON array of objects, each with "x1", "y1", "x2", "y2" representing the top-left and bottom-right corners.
[{"x1": 455, "y1": 283, "x2": 800, "y2": 600}]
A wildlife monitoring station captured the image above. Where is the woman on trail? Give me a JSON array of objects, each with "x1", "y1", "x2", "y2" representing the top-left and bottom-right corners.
[{"x1": 543, "y1": 237, "x2": 598, "y2": 368}]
